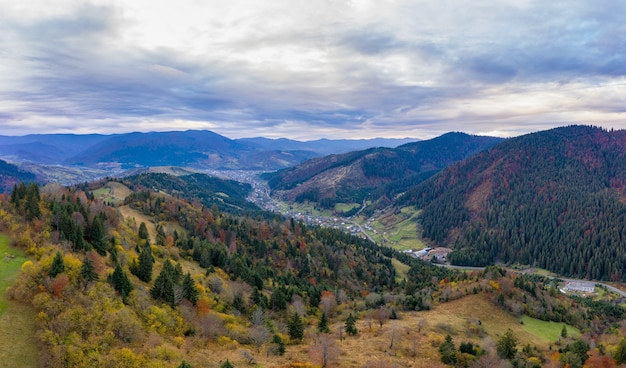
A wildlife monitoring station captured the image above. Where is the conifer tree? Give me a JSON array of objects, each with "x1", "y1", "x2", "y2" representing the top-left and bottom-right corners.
[
  {"x1": 182, "y1": 272, "x2": 199, "y2": 305},
  {"x1": 287, "y1": 311, "x2": 304, "y2": 341},
  {"x1": 25, "y1": 183, "x2": 40, "y2": 221},
  {"x1": 497, "y1": 329, "x2": 518, "y2": 360},
  {"x1": 110, "y1": 263, "x2": 133, "y2": 301},
  {"x1": 89, "y1": 215, "x2": 106, "y2": 255},
  {"x1": 137, "y1": 244, "x2": 154, "y2": 282},
  {"x1": 151, "y1": 259, "x2": 176, "y2": 306},
  {"x1": 345, "y1": 313, "x2": 358, "y2": 336},
  {"x1": 271, "y1": 334, "x2": 285, "y2": 356},
  {"x1": 318, "y1": 311, "x2": 330, "y2": 333},
  {"x1": 49, "y1": 251, "x2": 65, "y2": 278},
  {"x1": 80, "y1": 257, "x2": 98, "y2": 289},
  {"x1": 138, "y1": 222, "x2": 149, "y2": 240},
  {"x1": 177, "y1": 361, "x2": 192, "y2": 368}
]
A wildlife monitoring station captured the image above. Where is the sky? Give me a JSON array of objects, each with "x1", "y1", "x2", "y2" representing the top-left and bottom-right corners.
[{"x1": 1, "y1": 0, "x2": 625, "y2": 140}]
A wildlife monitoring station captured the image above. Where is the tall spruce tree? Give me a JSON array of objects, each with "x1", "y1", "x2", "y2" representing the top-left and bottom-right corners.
[
  {"x1": 138, "y1": 222, "x2": 149, "y2": 240},
  {"x1": 110, "y1": 263, "x2": 133, "y2": 302},
  {"x1": 80, "y1": 257, "x2": 98, "y2": 289},
  {"x1": 151, "y1": 259, "x2": 176, "y2": 306},
  {"x1": 287, "y1": 311, "x2": 304, "y2": 341},
  {"x1": 137, "y1": 244, "x2": 154, "y2": 282},
  {"x1": 25, "y1": 183, "x2": 40, "y2": 221},
  {"x1": 49, "y1": 251, "x2": 65, "y2": 277},
  {"x1": 345, "y1": 313, "x2": 358, "y2": 336},
  {"x1": 88, "y1": 215, "x2": 106, "y2": 255},
  {"x1": 318, "y1": 311, "x2": 330, "y2": 333},
  {"x1": 182, "y1": 272, "x2": 199, "y2": 305}
]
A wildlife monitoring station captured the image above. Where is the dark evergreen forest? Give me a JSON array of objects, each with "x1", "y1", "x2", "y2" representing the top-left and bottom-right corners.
[{"x1": 402, "y1": 126, "x2": 626, "y2": 281}]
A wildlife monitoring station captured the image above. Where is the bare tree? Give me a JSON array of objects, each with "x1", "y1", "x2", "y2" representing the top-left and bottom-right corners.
[
  {"x1": 388, "y1": 322, "x2": 401, "y2": 349},
  {"x1": 250, "y1": 324, "x2": 271, "y2": 352},
  {"x1": 310, "y1": 334, "x2": 341, "y2": 368},
  {"x1": 250, "y1": 306, "x2": 270, "y2": 352},
  {"x1": 291, "y1": 294, "x2": 307, "y2": 316},
  {"x1": 418, "y1": 318, "x2": 428, "y2": 333},
  {"x1": 319, "y1": 292, "x2": 337, "y2": 317},
  {"x1": 373, "y1": 307, "x2": 390, "y2": 329},
  {"x1": 336, "y1": 288, "x2": 348, "y2": 305}
]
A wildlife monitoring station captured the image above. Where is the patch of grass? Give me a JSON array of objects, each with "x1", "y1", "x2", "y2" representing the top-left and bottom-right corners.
[
  {"x1": 368, "y1": 207, "x2": 426, "y2": 250},
  {"x1": 520, "y1": 315, "x2": 580, "y2": 342},
  {"x1": 334, "y1": 202, "x2": 359, "y2": 213},
  {"x1": 0, "y1": 234, "x2": 39, "y2": 367},
  {"x1": 0, "y1": 301, "x2": 39, "y2": 368},
  {"x1": 0, "y1": 234, "x2": 27, "y2": 316},
  {"x1": 92, "y1": 181, "x2": 132, "y2": 205},
  {"x1": 391, "y1": 257, "x2": 410, "y2": 283}
]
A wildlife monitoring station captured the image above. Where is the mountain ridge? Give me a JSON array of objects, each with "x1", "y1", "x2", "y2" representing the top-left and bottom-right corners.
[{"x1": 401, "y1": 125, "x2": 626, "y2": 280}]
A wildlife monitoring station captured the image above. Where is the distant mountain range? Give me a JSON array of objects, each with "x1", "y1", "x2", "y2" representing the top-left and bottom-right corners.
[
  {"x1": 0, "y1": 130, "x2": 417, "y2": 191},
  {"x1": 0, "y1": 130, "x2": 417, "y2": 169}
]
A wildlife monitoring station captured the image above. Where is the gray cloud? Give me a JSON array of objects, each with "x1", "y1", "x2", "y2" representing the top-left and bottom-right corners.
[{"x1": 0, "y1": 0, "x2": 625, "y2": 139}]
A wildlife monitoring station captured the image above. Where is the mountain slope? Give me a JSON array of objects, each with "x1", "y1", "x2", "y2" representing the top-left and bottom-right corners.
[
  {"x1": 0, "y1": 159, "x2": 37, "y2": 193},
  {"x1": 402, "y1": 125, "x2": 626, "y2": 281},
  {"x1": 265, "y1": 132, "x2": 504, "y2": 207},
  {"x1": 0, "y1": 134, "x2": 109, "y2": 164}
]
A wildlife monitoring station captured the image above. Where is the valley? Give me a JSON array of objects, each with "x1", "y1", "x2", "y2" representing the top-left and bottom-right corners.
[{"x1": 0, "y1": 126, "x2": 626, "y2": 367}]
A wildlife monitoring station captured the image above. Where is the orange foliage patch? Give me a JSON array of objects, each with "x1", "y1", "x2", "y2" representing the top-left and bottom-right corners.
[{"x1": 52, "y1": 274, "x2": 70, "y2": 298}]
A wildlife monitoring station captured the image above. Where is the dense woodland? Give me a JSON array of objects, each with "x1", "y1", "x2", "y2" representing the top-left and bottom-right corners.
[{"x1": 401, "y1": 126, "x2": 626, "y2": 281}]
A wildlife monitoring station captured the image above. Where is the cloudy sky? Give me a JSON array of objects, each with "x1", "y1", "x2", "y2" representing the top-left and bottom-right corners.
[{"x1": 1, "y1": 0, "x2": 625, "y2": 140}]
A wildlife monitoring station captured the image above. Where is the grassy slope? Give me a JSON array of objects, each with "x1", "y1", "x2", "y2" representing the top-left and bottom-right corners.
[
  {"x1": 0, "y1": 235, "x2": 39, "y2": 367},
  {"x1": 520, "y1": 315, "x2": 580, "y2": 342},
  {"x1": 367, "y1": 207, "x2": 426, "y2": 251},
  {"x1": 221, "y1": 293, "x2": 576, "y2": 367}
]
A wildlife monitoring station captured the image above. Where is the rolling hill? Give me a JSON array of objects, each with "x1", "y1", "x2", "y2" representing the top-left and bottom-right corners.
[
  {"x1": 401, "y1": 125, "x2": 626, "y2": 281},
  {"x1": 264, "y1": 132, "x2": 504, "y2": 208}
]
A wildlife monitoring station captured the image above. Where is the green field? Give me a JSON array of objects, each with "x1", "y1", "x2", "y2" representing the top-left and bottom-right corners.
[
  {"x1": 0, "y1": 234, "x2": 39, "y2": 367},
  {"x1": 0, "y1": 234, "x2": 27, "y2": 316},
  {"x1": 366, "y1": 207, "x2": 426, "y2": 250},
  {"x1": 520, "y1": 315, "x2": 580, "y2": 342}
]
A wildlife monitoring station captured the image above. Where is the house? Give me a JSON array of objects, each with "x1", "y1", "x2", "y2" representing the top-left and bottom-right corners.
[{"x1": 560, "y1": 281, "x2": 595, "y2": 294}]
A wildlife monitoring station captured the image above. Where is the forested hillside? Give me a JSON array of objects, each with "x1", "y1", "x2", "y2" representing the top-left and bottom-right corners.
[
  {"x1": 0, "y1": 159, "x2": 37, "y2": 193},
  {"x1": 265, "y1": 133, "x2": 503, "y2": 209},
  {"x1": 2, "y1": 175, "x2": 626, "y2": 367},
  {"x1": 401, "y1": 125, "x2": 626, "y2": 281},
  {"x1": 120, "y1": 172, "x2": 260, "y2": 215}
]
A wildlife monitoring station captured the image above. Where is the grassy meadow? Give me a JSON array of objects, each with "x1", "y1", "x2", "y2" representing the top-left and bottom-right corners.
[{"x1": 0, "y1": 234, "x2": 39, "y2": 367}]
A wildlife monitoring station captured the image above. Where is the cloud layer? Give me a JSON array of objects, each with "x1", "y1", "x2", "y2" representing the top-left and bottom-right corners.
[{"x1": 1, "y1": 0, "x2": 625, "y2": 139}]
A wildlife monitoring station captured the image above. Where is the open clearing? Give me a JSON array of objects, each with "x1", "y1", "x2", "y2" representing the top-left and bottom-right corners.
[
  {"x1": 92, "y1": 181, "x2": 133, "y2": 204},
  {"x1": 0, "y1": 234, "x2": 39, "y2": 367},
  {"x1": 366, "y1": 207, "x2": 426, "y2": 251},
  {"x1": 0, "y1": 234, "x2": 26, "y2": 316},
  {"x1": 118, "y1": 205, "x2": 157, "y2": 242}
]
